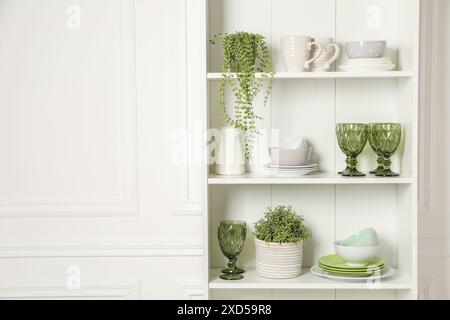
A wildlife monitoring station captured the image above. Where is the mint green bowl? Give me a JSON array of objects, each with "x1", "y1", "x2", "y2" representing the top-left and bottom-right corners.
[{"x1": 341, "y1": 228, "x2": 379, "y2": 247}]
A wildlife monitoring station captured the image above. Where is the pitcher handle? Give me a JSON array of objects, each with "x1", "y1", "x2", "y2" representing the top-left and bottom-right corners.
[{"x1": 207, "y1": 129, "x2": 221, "y2": 164}]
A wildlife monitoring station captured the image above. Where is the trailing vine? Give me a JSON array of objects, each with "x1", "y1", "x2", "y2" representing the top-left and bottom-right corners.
[{"x1": 210, "y1": 32, "x2": 274, "y2": 161}]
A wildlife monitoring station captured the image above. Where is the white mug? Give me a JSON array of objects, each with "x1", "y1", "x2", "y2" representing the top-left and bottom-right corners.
[
  {"x1": 310, "y1": 37, "x2": 340, "y2": 72},
  {"x1": 282, "y1": 36, "x2": 323, "y2": 72}
]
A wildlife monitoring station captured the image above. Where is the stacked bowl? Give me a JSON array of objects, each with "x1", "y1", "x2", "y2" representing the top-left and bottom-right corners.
[
  {"x1": 311, "y1": 228, "x2": 395, "y2": 280},
  {"x1": 281, "y1": 36, "x2": 322, "y2": 72},
  {"x1": 339, "y1": 41, "x2": 395, "y2": 72},
  {"x1": 264, "y1": 138, "x2": 318, "y2": 176}
]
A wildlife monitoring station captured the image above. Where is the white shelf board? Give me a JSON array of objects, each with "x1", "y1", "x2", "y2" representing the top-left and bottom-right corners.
[
  {"x1": 209, "y1": 268, "x2": 412, "y2": 290},
  {"x1": 208, "y1": 172, "x2": 413, "y2": 185},
  {"x1": 207, "y1": 71, "x2": 414, "y2": 80}
]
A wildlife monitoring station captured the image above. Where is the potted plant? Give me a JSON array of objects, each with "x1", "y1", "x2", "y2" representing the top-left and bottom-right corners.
[
  {"x1": 210, "y1": 32, "x2": 274, "y2": 163},
  {"x1": 254, "y1": 206, "x2": 312, "y2": 279}
]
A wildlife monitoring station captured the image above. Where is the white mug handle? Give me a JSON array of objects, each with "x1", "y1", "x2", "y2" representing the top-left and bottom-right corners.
[
  {"x1": 323, "y1": 43, "x2": 341, "y2": 70},
  {"x1": 305, "y1": 41, "x2": 322, "y2": 69}
]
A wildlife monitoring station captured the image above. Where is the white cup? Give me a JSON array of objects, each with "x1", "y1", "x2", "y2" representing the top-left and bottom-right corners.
[
  {"x1": 310, "y1": 37, "x2": 340, "y2": 72},
  {"x1": 281, "y1": 36, "x2": 322, "y2": 72}
]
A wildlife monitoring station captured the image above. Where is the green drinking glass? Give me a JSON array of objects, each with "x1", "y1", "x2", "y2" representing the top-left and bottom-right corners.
[
  {"x1": 368, "y1": 124, "x2": 386, "y2": 175},
  {"x1": 218, "y1": 220, "x2": 247, "y2": 280},
  {"x1": 370, "y1": 123, "x2": 402, "y2": 177},
  {"x1": 336, "y1": 123, "x2": 368, "y2": 177}
]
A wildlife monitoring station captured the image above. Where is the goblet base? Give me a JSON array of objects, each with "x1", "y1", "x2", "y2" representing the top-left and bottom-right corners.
[
  {"x1": 222, "y1": 267, "x2": 244, "y2": 274},
  {"x1": 220, "y1": 273, "x2": 243, "y2": 280},
  {"x1": 341, "y1": 169, "x2": 366, "y2": 177},
  {"x1": 376, "y1": 169, "x2": 399, "y2": 177},
  {"x1": 370, "y1": 167, "x2": 384, "y2": 175}
]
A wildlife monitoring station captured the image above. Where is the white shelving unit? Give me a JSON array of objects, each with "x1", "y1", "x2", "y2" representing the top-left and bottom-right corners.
[{"x1": 201, "y1": 0, "x2": 419, "y2": 300}]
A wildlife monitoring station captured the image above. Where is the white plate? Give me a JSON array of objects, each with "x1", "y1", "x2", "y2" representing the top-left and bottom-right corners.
[
  {"x1": 339, "y1": 64, "x2": 395, "y2": 72},
  {"x1": 266, "y1": 171, "x2": 318, "y2": 177},
  {"x1": 265, "y1": 163, "x2": 318, "y2": 169},
  {"x1": 347, "y1": 57, "x2": 392, "y2": 63},
  {"x1": 264, "y1": 169, "x2": 318, "y2": 177},
  {"x1": 310, "y1": 265, "x2": 396, "y2": 281},
  {"x1": 269, "y1": 168, "x2": 318, "y2": 173}
]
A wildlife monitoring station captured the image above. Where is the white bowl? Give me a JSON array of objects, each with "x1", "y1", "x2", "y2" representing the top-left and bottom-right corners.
[
  {"x1": 345, "y1": 40, "x2": 387, "y2": 59},
  {"x1": 269, "y1": 148, "x2": 311, "y2": 166},
  {"x1": 334, "y1": 241, "x2": 380, "y2": 267}
]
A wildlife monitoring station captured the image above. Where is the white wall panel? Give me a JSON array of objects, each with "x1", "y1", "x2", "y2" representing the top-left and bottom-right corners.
[
  {"x1": 418, "y1": 0, "x2": 450, "y2": 300},
  {"x1": 0, "y1": 0, "x2": 206, "y2": 299}
]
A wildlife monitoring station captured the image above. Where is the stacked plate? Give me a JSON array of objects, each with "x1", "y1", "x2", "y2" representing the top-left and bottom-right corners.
[
  {"x1": 264, "y1": 163, "x2": 318, "y2": 177},
  {"x1": 311, "y1": 254, "x2": 395, "y2": 281},
  {"x1": 319, "y1": 254, "x2": 384, "y2": 276},
  {"x1": 339, "y1": 57, "x2": 395, "y2": 72}
]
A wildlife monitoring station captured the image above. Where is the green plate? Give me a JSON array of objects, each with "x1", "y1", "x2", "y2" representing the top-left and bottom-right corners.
[
  {"x1": 319, "y1": 254, "x2": 384, "y2": 270},
  {"x1": 319, "y1": 265, "x2": 383, "y2": 276},
  {"x1": 319, "y1": 262, "x2": 384, "y2": 273},
  {"x1": 318, "y1": 265, "x2": 378, "y2": 276},
  {"x1": 321, "y1": 270, "x2": 375, "y2": 277}
]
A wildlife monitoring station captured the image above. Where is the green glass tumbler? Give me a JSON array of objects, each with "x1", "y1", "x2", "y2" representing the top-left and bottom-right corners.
[
  {"x1": 368, "y1": 124, "x2": 386, "y2": 175},
  {"x1": 336, "y1": 123, "x2": 368, "y2": 177},
  {"x1": 370, "y1": 123, "x2": 402, "y2": 177},
  {"x1": 218, "y1": 221, "x2": 247, "y2": 280}
]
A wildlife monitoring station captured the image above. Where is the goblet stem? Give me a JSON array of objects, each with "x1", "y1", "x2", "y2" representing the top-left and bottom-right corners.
[
  {"x1": 376, "y1": 157, "x2": 399, "y2": 177},
  {"x1": 370, "y1": 156, "x2": 385, "y2": 174},
  {"x1": 227, "y1": 258, "x2": 236, "y2": 273},
  {"x1": 342, "y1": 156, "x2": 365, "y2": 177},
  {"x1": 220, "y1": 257, "x2": 243, "y2": 280},
  {"x1": 222, "y1": 266, "x2": 244, "y2": 274}
]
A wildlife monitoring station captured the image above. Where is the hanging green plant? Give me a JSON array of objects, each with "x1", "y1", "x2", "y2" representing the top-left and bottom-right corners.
[{"x1": 210, "y1": 31, "x2": 274, "y2": 160}]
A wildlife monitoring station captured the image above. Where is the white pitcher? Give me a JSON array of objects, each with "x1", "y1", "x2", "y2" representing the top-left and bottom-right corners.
[{"x1": 213, "y1": 127, "x2": 245, "y2": 176}]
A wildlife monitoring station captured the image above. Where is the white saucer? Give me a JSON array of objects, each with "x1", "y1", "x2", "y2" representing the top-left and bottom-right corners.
[
  {"x1": 339, "y1": 64, "x2": 395, "y2": 72},
  {"x1": 265, "y1": 163, "x2": 318, "y2": 169}
]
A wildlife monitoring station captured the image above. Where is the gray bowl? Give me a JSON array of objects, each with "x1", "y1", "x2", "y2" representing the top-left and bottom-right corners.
[{"x1": 345, "y1": 41, "x2": 387, "y2": 59}]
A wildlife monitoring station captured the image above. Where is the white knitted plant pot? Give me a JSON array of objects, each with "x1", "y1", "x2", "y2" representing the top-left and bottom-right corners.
[{"x1": 255, "y1": 238, "x2": 303, "y2": 279}]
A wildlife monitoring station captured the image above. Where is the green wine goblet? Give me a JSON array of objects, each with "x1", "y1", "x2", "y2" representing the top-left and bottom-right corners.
[
  {"x1": 218, "y1": 220, "x2": 247, "y2": 280},
  {"x1": 368, "y1": 124, "x2": 386, "y2": 175},
  {"x1": 336, "y1": 123, "x2": 368, "y2": 177},
  {"x1": 370, "y1": 123, "x2": 402, "y2": 177}
]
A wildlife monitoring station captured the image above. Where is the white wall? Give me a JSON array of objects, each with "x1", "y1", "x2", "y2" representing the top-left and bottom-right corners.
[
  {"x1": 418, "y1": 0, "x2": 450, "y2": 300},
  {"x1": 0, "y1": 0, "x2": 206, "y2": 299}
]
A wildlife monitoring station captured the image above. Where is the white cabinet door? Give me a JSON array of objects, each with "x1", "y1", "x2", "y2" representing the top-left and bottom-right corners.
[{"x1": 0, "y1": 0, "x2": 206, "y2": 299}]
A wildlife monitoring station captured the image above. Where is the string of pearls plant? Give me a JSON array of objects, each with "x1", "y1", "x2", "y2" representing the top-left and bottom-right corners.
[{"x1": 210, "y1": 32, "x2": 274, "y2": 161}]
